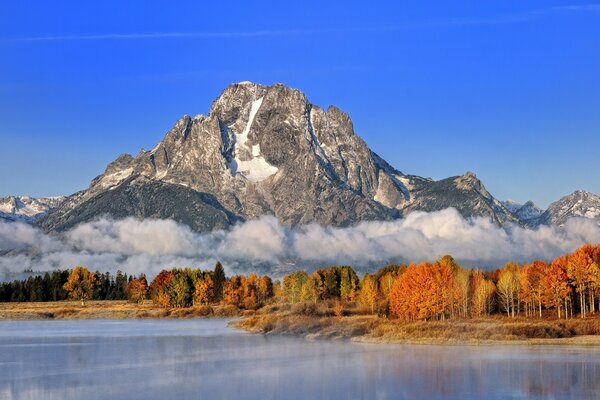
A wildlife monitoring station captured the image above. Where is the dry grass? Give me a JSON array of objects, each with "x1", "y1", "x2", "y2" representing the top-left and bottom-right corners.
[
  {"x1": 0, "y1": 300, "x2": 242, "y2": 320},
  {"x1": 5, "y1": 300, "x2": 600, "y2": 346},
  {"x1": 231, "y1": 301, "x2": 600, "y2": 345}
]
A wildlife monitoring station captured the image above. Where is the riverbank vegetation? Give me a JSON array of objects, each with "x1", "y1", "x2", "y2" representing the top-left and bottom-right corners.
[{"x1": 2, "y1": 244, "x2": 600, "y2": 343}]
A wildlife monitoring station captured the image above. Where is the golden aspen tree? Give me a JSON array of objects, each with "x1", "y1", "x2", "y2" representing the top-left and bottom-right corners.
[
  {"x1": 359, "y1": 274, "x2": 377, "y2": 314},
  {"x1": 63, "y1": 266, "x2": 96, "y2": 306}
]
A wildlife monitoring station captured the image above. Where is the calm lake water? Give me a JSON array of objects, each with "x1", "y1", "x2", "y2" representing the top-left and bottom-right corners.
[{"x1": 1, "y1": 319, "x2": 599, "y2": 400}]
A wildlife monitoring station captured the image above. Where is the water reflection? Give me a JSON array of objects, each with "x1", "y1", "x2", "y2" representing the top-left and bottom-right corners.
[{"x1": 0, "y1": 319, "x2": 599, "y2": 400}]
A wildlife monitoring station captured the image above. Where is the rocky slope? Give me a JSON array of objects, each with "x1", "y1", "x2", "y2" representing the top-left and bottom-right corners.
[
  {"x1": 501, "y1": 200, "x2": 544, "y2": 225},
  {"x1": 0, "y1": 196, "x2": 65, "y2": 223},
  {"x1": 34, "y1": 82, "x2": 566, "y2": 232},
  {"x1": 534, "y1": 191, "x2": 600, "y2": 226}
]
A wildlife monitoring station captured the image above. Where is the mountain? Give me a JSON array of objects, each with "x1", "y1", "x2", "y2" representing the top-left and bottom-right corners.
[
  {"x1": 501, "y1": 200, "x2": 544, "y2": 223},
  {"x1": 535, "y1": 191, "x2": 600, "y2": 226},
  {"x1": 37, "y1": 82, "x2": 520, "y2": 232},
  {"x1": 501, "y1": 200, "x2": 524, "y2": 214},
  {"x1": 0, "y1": 196, "x2": 65, "y2": 223}
]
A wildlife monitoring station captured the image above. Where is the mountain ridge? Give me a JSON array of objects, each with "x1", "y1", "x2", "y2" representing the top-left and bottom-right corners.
[
  {"x1": 23, "y1": 82, "x2": 599, "y2": 232},
  {"x1": 0, "y1": 196, "x2": 65, "y2": 223}
]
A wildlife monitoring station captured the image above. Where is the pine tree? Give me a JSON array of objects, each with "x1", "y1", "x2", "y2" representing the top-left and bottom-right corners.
[{"x1": 213, "y1": 262, "x2": 226, "y2": 302}]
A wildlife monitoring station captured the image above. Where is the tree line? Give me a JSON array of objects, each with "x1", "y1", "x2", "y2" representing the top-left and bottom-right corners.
[
  {"x1": 1, "y1": 244, "x2": 599, "y2": 320},
  {"x1": 0, "y1": 269, "x2": 142, "y2": 304}
]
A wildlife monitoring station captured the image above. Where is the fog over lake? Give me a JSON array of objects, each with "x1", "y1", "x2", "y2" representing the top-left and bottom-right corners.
[{"x1": 1, "y1": 319, "x2": 599, "y2": 400}]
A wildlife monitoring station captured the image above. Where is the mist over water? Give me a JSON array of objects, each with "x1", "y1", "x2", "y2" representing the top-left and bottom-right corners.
[
  {"x1": 1, "y1": 319, "x2": 599, "y2": 400},
  {"x1": 1, "y1": 208, "x2": 600, "y2": 278}
]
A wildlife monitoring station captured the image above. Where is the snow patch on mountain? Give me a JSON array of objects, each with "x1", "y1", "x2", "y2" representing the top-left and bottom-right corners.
[
  {"x1": 98, "y1": 167, "x2": 134, "y2": 190},
  {"x1": 501, "y1": 200, "x2": 523, "y2": 214},
  {"x1": 502, "y1": 200, "x2": 544, "y2": 222},
  {"x1": 0, "y1": 196, "x2": 65, "y2": 222},
  {"x1": 229, "y1": 97, "x2": 279, "y2": 182}
]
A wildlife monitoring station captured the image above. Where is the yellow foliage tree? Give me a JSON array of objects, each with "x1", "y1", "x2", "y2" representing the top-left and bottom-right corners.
[
  {"x1": 359, "y1": 274, "x2": 377, "y2": 313},
  {"x1": 195, "y1": 275, "x2": 215, "y2": 305},
  {"x1": 63, "y1": 266, "x2": 95, "y2": 306}
]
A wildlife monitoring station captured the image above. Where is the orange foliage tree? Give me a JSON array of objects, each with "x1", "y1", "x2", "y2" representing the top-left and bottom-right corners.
[
  {"x1": 194, "y1": 274, "x2": 215, "y2": 305},
  {"x1": 541, "y1": 256, "x2": 571, "y2": 319},
  {"x1": 149, "y1": 270, "x2": 174, "y2": 307},
  {"x1": 127, "y1": 275, "x2": 148, "y2": 303},
  {"x1": 568, "y1": 244, "x2": 595, "y2": 318},
  {"x1": 390, "y1": 263, "x2": 436, "y2": 320}
]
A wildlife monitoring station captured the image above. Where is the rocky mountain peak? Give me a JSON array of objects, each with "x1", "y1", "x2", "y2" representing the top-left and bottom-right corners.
[
  {"x1": 0, "y1": 195, "x2": 66, "y2": 222},
  {"x1": 454, "y1": 171, "x2": 494, "y2": 200},
  {"x1": 36, "y1": 82, "x2": 544, "y2": 232},
  {"x1": 535, "y1": 190, "x2": 600, "y2": 226}
]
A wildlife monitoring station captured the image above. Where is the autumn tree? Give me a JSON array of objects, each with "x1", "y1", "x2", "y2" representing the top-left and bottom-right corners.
[
  {"x1": 375, "y1": 264, "x2": 406, "y2": 300},
  {"x1": 568, "y1": 245, "x2": 595, "y2": 318},
  {"x1": 339, "y1": 266, "x2": 359, "y2": 301},
  {"x1": 530, "y1": 260, "x2": 546, "y2": 317},
  {"x1": 282, "y1": 271, "x2": 309, "y2": 303},
  {"x1": 591, "y1": 245, "x2": 600, "y2": 314},
  {"x1": 299, "y1": 278, "x2": 317, "y2": 302},
  {"x1": 471, "y1": 270, "x2": 495, "y2": 317},
  {"x1": 243, "y1": 273, "x2": 258, "y2": 309},
  {"x1": 359, "y1": 274, "x2": 377, "y2": 313},
  {"x1": 432, "y1": 257, "x2": 456, "y2": 320},
  {"x1": 127, "y1": 275, "x2": 148, "y2": 303},
  {"x1": 257, "y1": 275, "x2": 274, "y2": 304},
  {"x1": 63, "y1": 266, "x2": 96, "y2": 306},
  {"x1": 167, "y1": 269, "x2": 195, "y2": 308},
  {"x1": 149, "y1": 270, "x2": 174, "y2": 307},
  {"x1": 520, "y1": 261, "x2": 545, "y2": 318},
  {"x1": 390, "y1": 263, "x2": 443, "y2": 320},
  {"x1": 542, "y1": 256, "x2": 571, "y2": 319},
  {"x1": 452, "y1": 264, "x2": 470, "y2": 318},
  {"x1": 195, "y1": 274, "x2": 215, "y2": 305},
  {"x1": 497, "y1": 263, "x2": 520, "y2": 318},
  {"x1": 309, "y1": 266, "x2": 359, "y2": 301},
  {"x1": 273, "y1": 280, "x2": 283, "y2": 300},
  {"x1": 223, "y1": 275, "x2": 245, "y2": 307}
]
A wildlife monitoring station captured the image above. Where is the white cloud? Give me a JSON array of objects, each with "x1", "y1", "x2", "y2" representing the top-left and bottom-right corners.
[{"x1": 1, "y1": 208, "x2": 600, "y2": 279}]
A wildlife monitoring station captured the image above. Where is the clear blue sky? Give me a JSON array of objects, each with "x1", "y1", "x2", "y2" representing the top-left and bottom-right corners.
[{"x1": 1, "y1": 1, "x2": 599, "y2": 208}]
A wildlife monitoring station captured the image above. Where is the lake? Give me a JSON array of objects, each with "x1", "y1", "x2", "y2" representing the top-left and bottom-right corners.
[{"x1": 1, "y1": 319, "x2": 599, "y2": 399}]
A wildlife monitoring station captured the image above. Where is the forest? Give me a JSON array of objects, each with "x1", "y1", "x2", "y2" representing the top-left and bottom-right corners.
[{"x1": 1, "y1": 244, "x2": 600, "y2": 321}]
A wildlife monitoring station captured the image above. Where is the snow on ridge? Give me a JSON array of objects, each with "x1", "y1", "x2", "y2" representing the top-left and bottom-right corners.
[
  {"x1": 0, "y1": 195, "x2": 65, "y2": 222},
  {"x1": 229, "y1": 97, "x2": 279, "y2": 182},
  {"x1": 98, "y1": 168, "x2": 134, "y2": 190}
]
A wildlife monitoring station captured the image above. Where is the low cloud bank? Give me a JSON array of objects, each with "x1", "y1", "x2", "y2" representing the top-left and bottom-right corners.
[{"x1": 1, "y1": 208, "x2": 600, "y2": 279}]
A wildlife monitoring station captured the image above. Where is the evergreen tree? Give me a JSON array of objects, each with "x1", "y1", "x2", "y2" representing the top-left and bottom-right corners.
[{"x1": 213, "y1": 262, "x2": 226, "y2": 302}]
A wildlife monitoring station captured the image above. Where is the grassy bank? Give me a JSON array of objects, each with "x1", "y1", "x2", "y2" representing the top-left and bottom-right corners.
[
  {"x1": 4, "y1": 300, "x2": 600, "y2": 346},
  {"x1": 0, "y1": 300, "x2": 241, "y2": 320},
  {"x1": 231, "y1": 301, "x2": 600, "y2": 345}
]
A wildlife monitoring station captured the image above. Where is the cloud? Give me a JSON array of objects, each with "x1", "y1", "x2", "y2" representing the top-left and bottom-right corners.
[{"x1": 1, "y1": 208, "x2": 600, "y2": 280}]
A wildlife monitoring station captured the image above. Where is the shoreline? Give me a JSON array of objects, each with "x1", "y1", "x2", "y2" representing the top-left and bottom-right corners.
[
  {"x1": 3, "y1": 300, "x2": 600, "y2": 347},
  {"x1": 0, "y1": 300, "x2": 243, "y2": 320},
  {"x1": 229, "y1": 303, "x2": 600, "y2": 347}
]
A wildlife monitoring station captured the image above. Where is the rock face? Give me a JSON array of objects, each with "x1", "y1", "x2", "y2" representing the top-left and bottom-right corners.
[
  {"x1": 33, "y1": 82, "x2": 554, "y2": 232},
  {"x1": 502, "y1": 200, "x2": 544, "y2": 225},
  {"x1": 400, "y1": 172, "x2": 518, "y2": 225},
  {"x1": 535, "y1": 191, "x2": 600, "y2": 226},
  {"x1": 0, "y1": 196, "x2": 65, "y2": 223}
]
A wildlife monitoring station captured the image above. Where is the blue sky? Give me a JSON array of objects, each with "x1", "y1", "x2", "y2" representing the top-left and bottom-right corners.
[{"x1": 0, "y1": 1, "x2": 599, "y2": 208}]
